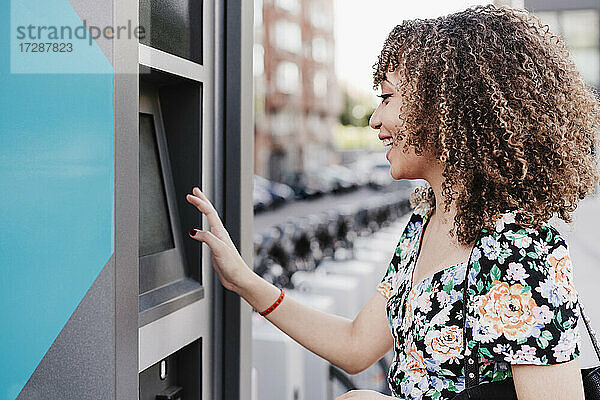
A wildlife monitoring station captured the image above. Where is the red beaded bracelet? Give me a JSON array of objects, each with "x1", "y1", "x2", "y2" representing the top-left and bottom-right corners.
[{"x1": 259, "y1": 288, "x2": 285, "y2": 317}]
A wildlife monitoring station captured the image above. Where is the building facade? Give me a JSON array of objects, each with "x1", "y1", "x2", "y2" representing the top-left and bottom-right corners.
[
  {"x1": 254, "y1": 0, "x2": 342, "y2": 182},
  {"x1": 525, "y1": 0, "x2": 599, "y2": 89}
]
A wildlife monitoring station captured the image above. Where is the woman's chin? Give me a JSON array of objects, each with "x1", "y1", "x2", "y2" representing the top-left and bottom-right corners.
[
  {"x1": 390, "y1": 166, "x2": 419, "y2": 180},
  {"x1": 389, "y1": 168, "x2": 402, "y2": 180}
]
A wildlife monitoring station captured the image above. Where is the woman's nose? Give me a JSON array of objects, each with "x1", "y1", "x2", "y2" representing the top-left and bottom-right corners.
[{"x1": 369, "y1": 107, "x2": 382, "y2": 130}]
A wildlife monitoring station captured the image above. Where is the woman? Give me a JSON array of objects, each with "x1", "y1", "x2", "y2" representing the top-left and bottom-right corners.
[{"x1": 186, "y1": 4, "x2": 600, "y2": 399}]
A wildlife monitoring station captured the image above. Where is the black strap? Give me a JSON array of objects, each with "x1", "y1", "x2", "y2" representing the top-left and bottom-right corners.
[{"x1": 579, "y1": 303, "x2": 600, "y2": 361}]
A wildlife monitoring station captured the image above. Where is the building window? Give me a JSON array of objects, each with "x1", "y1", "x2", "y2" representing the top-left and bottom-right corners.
[
  {"x1": 307, "y1": 112, "x2": 323, "y2": 134},
  {"x1": 273, "y1": 20, "x2": 302, "y2": 54},
  {"x1": 535, "y1": 11, "x2": 560, "y2": 35},
  {"x1": 276, "y1": 61, "x2": 301, "y2": 94},
  {"x1": 313, "y1": 70, "x2": 328, "y2": 98},
  {"x1": 309, "y1": 1, "x2": 330, "y2": 30},
  {"x1": 312, "y1": 37, "x2": 328, "y2": 63},
  {"x1": 562, "y1": 10, "x2": 599, "y2": 87},
  {"x1": 536, "y1": 9, "x2": 599, "y2": 87},
  {"x1": 271, "y1": 110, "x2": 296, "y2": 136},
  {"x1": 275, "y1": 0, "x2": 300, "y2": 15}
]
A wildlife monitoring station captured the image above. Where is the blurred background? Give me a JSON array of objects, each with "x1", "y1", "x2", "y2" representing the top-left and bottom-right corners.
[{"x1": 249, "y1": 0, "x2": 600, "y2": 399}]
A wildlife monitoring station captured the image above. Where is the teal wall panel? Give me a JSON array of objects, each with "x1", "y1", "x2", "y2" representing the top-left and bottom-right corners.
[{"x1": 0, "y1": 0, "x2": 114, "y2": 398}]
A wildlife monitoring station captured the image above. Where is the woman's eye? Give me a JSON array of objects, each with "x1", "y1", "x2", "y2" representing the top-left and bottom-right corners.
[{"x1": 377, "y1": 94, "x2": 392, "y2": 103}]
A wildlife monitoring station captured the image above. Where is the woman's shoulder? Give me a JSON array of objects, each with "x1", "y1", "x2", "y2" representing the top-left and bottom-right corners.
[
  {"x1": 469, "y1": 209, "x2": 580, "y2": 366},
  {"x1": 473, "y1": 209, "x2": 575, "y2": 302},
  {"x1": 485, "y1": 209, "x2": 566, "y2": 251}
]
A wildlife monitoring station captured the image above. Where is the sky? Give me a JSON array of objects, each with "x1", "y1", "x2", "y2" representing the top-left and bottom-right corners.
[{"x1": 333, "y1": 0, "x2": 492, "y2": 98}]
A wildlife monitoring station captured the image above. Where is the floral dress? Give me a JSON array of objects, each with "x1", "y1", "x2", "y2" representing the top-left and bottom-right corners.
[{"x1": 376, "y1": 199, "x2": 581, "y2": 400}]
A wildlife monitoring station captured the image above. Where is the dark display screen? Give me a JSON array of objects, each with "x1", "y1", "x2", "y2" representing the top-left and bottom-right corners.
[
  {"x1": 139, "y1": 113, "x2": 175, "y2": 257},
  {"x1": 139, "y1": 0, "x2": 203, "y2": 64}
]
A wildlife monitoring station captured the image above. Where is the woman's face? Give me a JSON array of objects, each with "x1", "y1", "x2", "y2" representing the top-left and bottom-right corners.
[{"x1": 369, "y1": 72, "x2": 430, "y2": 180}]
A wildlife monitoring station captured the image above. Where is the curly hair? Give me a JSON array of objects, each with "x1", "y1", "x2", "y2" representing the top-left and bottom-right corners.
[{"x1": 373, "y1": 4, "x2": 600, "y2": 245}]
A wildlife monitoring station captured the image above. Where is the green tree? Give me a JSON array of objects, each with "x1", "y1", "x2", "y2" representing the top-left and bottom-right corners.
[{"x1": 339, "y1": 89, "x2": 374, "y2": 127}]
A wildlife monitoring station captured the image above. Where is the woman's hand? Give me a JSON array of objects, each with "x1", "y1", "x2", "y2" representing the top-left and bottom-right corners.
[
  {"x1": 335, "y1": 390, "x2": 393, "y2": 400},
  {"x1": 186, "y1": 187, "x2": 253, "y2": 293}
]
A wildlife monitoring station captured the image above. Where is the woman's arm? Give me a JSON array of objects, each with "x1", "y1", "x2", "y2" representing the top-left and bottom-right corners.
[
  {"x1": 511, "y1": 358, "x2": 584, "y2": 400},
  {"x1": 186, "y1": 187, "x2": 393, "y2": 375},
  {"x1": 240, "y1": 275, "x2": 393, "y2": 374}
]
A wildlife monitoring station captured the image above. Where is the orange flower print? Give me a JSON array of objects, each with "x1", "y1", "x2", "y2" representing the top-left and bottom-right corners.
[
  {"x1": 424, "y1": 325, "x2": 464, "y2": 363},
  {"x1": 475, "y1": 281, "x2": 538, "y2": 341},
  {"x1": 548, "y1": 245, "x2": 577, "y2": 306},
  {"x1": 402, "y1": 289, "x2": 418, "y2": 331},
  {"x1": 403, "y1": 337, "x2": 428, "y2": 376},
  {"x1": 377, "y1": 281, "x2": 393, "y2": 300}
]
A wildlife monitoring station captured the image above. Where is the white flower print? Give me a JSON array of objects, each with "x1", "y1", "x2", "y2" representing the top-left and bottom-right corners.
[
  {"x1": 533, "y1": 239, "x2": 550, "y2": 256},
  {"x1": 430, "y1": 376, "x2": 449, "y2": 392},
  {"x1": 551, "y1": 245, "x2": 569, "y2": 261},
  {"x1": 536, "y1": 277, "x2": 565, "y2": 307},
  {"x1": 512, "y1": 232, "x2": 533, "y2": 249},
  {"x1": 533, "y1": 304, "x2": 554, "y2": 324},
  {"x1": 494, "y1": 211, "x2": 515, "y2": 232},
  {"x1": 441, "y1": 262, "x2": 467, "y2": 286},
  {"x1": 416, "y1": 291, "x2": 433, "y2": 314},
  {"x1": 501, "y1": 241, "x2": 514, "y2": 259},
  {"x1": 400, "y1": 374, "x2": 429, "y2": 400},
  {"x1": 503, "y1": 344, "x2": 540, "y2": 364},
  {"x1": 448, "y1": 289, "x2": 462, "y2": 304},
  {"x1": 436, "y1": 290, "x2": 450, "y2": 306},
  {"x1": 392, "y1": 271, "x2": 404, "y2": 295},
  {"x1": 467, "y1": 266, "x2": 478, "y2": 286},
  {"x1": 506, "y1": 262, "x2": 530, "y2": 282},
  {"x1": 472, "y1": 318, "x2": 501, "y2": 343},
  {"x1": 471, "y1": 246, "x2": 482, "y2": 263},
  {"x1": 504, "y1": 212, "x2": 517, "y2": 224},
  {"x1": 430, "y1": 305, "x2": 451, "y2": 326},
  {"x1": 414, "y1": 201, "x2": 430, "y2": 217},
  {"x1": 400, "y1": 237, "x2": 412, "y2": 253},
  {"x1": 493, "y1": 343, "x2": 511, "y2": 354},
  {"x1": 481, "y1": 236, "x2": 501, "y2": 260},
  {"x1": 548, "y1": 244, "x2": 578, "y2": 308},
  {"x1": 552, "y1": 327, "x2": 580, "y2": 362},
  {"x1": 424, "y1": 357, "x2": 441, "y2": 373}
]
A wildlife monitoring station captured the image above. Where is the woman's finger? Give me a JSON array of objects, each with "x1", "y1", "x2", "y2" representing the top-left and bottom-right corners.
[
  {"x1": 192, "y1": 186, "x2": 208, "y2": 201},
  {"x1": 186, "y1": 194, "x2": 228, "y2": 234},
  {"x1": 186, "y1": 189, "x2": 236, "y2": 248},
  {"x1": 189, "y1": 229, "x2": 225, "y2": 251}
]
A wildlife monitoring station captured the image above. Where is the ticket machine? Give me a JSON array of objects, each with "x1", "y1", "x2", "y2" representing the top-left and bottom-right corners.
[{"x1": 1, "y1": 0, "x2": 254, "y2": 399}]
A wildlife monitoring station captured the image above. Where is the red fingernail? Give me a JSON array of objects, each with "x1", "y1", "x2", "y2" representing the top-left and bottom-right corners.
[{"x1": 189, "y1": 229, "x2": 198, "y2": 236}]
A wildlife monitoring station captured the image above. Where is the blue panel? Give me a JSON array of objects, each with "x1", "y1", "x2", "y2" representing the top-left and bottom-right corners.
[
  {"x1": 0, "y1": 0, "x2": 114, "y2": 398},
  {"x1": 10, "y1": 0, "x2": 113, "y2": 74}
]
